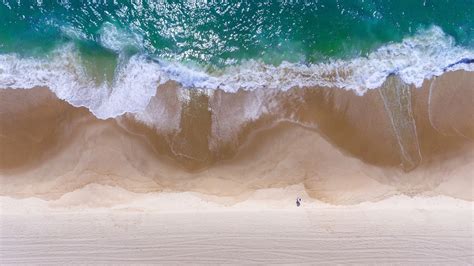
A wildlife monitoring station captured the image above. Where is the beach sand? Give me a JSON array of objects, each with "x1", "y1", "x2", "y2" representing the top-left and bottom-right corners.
[
  {"x1": 1, "y1": 185, "x2": 472, "y2": 264},
  {"x1": 1, "y1": 71, "x2": 473, "y2": 264}
]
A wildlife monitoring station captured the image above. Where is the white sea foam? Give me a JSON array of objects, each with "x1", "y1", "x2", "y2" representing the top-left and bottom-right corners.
[
  {"x1": 98, "y1": 22, "x2": 143, "y2": 53},
  {"x1": 207, "y1": 26, "x2": 474, "y2": 94},
  {"x1": 0, "y1": 26, "x2": 473, "y2": 120},
  {"x1": 0, "y1": 45, "x2": 168, "y2": 119}
]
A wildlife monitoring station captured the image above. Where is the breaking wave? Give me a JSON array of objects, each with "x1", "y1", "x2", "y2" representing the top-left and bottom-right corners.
[{"x1": 1, "y1": 26, "x2": 473, "y2": 120}]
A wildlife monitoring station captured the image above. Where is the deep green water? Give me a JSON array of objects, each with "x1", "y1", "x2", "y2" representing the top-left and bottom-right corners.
[{"x1": 1, "y1": 0, "x2": 473, "y2": 67}]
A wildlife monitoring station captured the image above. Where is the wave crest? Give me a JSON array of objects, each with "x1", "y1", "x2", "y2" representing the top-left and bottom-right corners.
[{"x1": 0, "y1": 26, "x2": 473, "y2": 122}]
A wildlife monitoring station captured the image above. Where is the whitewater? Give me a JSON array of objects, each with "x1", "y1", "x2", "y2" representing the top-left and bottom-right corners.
[{"x1": 1, "y1": 26, "x2": 473, "y2": 119}]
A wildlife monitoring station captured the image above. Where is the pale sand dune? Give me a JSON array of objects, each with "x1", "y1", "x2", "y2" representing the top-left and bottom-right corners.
[{"x1": 0, "y1": 185, "x2": 473, "y2": 264}]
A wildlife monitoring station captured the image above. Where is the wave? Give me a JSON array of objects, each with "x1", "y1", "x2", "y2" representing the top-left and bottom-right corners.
[{"x1": 1, "y1": 26, "x2": 473, "y2": 121}]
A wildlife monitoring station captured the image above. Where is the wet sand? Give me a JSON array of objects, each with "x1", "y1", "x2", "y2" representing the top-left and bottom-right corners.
[{"x1": 1, "y1": 71, "x2": 473, "y2": 203}]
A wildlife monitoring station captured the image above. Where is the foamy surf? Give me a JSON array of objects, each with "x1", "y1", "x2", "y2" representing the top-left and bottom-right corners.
[{"x1": 1, "y1": 26, "x2": 473, "y2": 120}]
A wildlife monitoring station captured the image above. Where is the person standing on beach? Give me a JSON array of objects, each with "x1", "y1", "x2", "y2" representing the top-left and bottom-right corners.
[{"x1": 296, "y1": 197, "x2": 302, "y2": 207}]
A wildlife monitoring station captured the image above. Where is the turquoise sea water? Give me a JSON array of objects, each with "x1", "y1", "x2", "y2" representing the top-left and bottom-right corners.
[
  {"x1": 1, "y1": 0, "x2": 473, "y2": 65},
  {"x1": 0, "y1": 1, "x2": 473, "y2": 118}
]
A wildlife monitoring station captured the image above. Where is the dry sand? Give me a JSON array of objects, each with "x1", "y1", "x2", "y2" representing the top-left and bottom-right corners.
[{"x1": 1, "y1": 184, "x2": 473, "y2": 265}]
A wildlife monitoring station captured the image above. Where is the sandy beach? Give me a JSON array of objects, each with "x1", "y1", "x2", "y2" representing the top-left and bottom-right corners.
[
  {"x1": 1, "y1": 81, "x2": 473, "y2": 264},
  {"x1": 1, "y1": 184, "x2": 473, "y2": 264},
  {"x1": 1, "y1": 4, "x2": 474, "y2": 262}
]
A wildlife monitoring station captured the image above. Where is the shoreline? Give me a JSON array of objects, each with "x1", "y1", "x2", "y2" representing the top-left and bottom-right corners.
[
  {"x1": 1, "y1": 184, "x2": 471, "y2": 215},
  {"x1": 1, "y1": 70, "x2": 473, "y2": 204}
]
